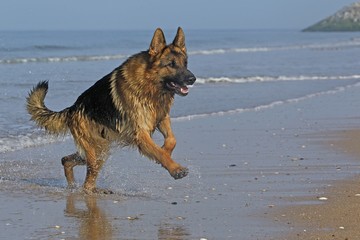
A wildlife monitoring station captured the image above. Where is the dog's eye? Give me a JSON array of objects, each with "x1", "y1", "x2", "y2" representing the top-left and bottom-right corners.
[{"x1": 167, "y1": 60, "x2": 176, "y2": 68}]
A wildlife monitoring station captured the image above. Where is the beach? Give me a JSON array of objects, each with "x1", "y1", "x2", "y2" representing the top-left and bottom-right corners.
[
  {"x1": 272, "y1": 129, "x2": 360, "y2": 240},
  {"x1": 1, "y1": 30, "x2": 360, "y2": 239},
  {"x1": 1, "y1": 77, "x2": 360, "y2": 239}
]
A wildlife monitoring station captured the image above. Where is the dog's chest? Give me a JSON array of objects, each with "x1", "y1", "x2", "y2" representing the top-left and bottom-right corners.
[{"x1": 136, "y1": 97, "x2": 172, "y2": 130}]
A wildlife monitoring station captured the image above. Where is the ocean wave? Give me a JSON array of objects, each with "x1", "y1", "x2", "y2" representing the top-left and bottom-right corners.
[
  {"x1": 0, "y1": 44, "x2": 79, "y2": 53},
  {"x1": 2, "y1": 38, "x2": 360, "y2": 65},
  {"x1": 196, "y1": 75, "x2": 360, "y2": 84},
  {"x1": 0, "y1": 54, "x2": 128, "y2": 64},
  {"x1": 0, "y1": 133, "x2": 70, "y2": 153},
  {"x1": 189, "y1": 47, "x2": 271, "y2": 55},
  {"x1": 173, "y1": 81, "x2": 360, "y2": 122},
  {"x1": 189, "y1": 39, "x2": 360, "y2": 56},
  {"x1": 33, "y1": 45, "x2": 77, "y2": 51},
  {"x1": 0, "y1": 48, "x2": 270, "y2": 64}
]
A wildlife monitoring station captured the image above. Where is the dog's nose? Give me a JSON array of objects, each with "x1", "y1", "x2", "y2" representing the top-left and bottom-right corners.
[{"x1": 187, "y1": 75, "x2": 196, "y2": 85}]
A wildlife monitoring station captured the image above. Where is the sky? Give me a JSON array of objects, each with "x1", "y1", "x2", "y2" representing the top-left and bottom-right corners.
[{"x1": 0, "y1": 0, "x2": 357, "y2": 31}]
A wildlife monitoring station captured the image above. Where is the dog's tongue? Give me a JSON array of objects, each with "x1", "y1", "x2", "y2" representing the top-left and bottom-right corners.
[{"x1": 180, "y1": 86, "x2": 189, "y2": 95}]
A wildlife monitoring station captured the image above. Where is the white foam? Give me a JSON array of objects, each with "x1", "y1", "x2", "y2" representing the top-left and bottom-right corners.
[
  {"x1": 189, "y1": 39, "x2": 360, "y2": 56},
  {"x1": 173, "y1": 82, "x2": 360, "y2": 122},
  {"x1": 0, "y1": 133, "x2": 70, "y2": 153},
  {"x1": 0, "y1": 54, "x2": 128, "y2": 64},
  {"x1": 189, "y1": 47, "x2": 271, "y2": 55},
  {"x1": 196, "y1": 75, "x2": 360, "y2": 84},
  {"x1": 2, "y1": 38, "x2": 360, "y2": 65}
]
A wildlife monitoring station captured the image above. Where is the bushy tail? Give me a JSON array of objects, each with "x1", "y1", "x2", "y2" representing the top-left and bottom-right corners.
[{"x1": 26, "y1": 81, "x2": 69, "y2": 134}]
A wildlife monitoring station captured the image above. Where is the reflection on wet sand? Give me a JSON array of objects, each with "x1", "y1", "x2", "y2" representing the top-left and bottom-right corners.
[
  {"x1": 64, "y1": 193, "x2": 190, "y2": 240},
  {"x1": 65, "y1": 194, "x2": 113, "y2": 240}
]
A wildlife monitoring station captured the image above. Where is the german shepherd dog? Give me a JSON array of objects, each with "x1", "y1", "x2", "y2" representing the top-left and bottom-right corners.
[{"x1": 26, "y1": 27, "x2": 196, "y2": 194}]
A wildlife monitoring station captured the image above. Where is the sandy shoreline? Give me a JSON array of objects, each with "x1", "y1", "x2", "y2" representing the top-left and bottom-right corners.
[
  {"x1": 272, "y1": 129, "x2": 360, "y2": 240},
  {"x1": 1, "y1": 85, "x2": 360, "y2": 239},
  {"x1": 274, "y1": 175, "x2": 360, "y2": 240}
]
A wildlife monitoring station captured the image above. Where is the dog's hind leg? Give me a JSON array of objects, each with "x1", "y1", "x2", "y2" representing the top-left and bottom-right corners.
[
  {"x1": 77, "y1": 137, "x2": 111, "y2": 194},
  {"x1": 68, "y1": 116, "x2": 112, "y2": 194},
  {"x1": 61, "y1": 153, "x2": 86, "y2": 188},
  {"x1": 83, "y1": 157, "x2": 109, "y2": 194},
  {"x1": 82, "y1": 148, "x2": 113, "y2": 194}
]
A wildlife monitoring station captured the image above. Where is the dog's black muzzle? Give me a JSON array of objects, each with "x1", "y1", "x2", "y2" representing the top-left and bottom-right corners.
[{"x1": 165, "y1": 69, "x2": 196, "y2": 96}]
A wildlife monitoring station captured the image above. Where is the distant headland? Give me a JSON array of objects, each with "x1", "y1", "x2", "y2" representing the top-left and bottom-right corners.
[{"x1": 303, "y1": 1, "x2": 360, "y2": 32}]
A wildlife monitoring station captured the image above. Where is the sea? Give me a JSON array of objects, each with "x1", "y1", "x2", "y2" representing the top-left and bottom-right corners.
[{"x1": 1, "y1": 29, "x2": 360, "y2": 153}]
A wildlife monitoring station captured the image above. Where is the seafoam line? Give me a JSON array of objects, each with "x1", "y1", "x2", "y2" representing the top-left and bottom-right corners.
[
  {"x1": 173, "y1": 81, "x2": 360, "y2": 121},
  {"x1": 0, "y1": 54, "x2": 128, "y2": 64},
  {"x1": 196, "y1": 75, "x2": 360, "y2": 84}
]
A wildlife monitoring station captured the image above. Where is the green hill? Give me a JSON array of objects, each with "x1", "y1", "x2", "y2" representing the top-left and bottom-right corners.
[{"x1": 303, "y1": 2, "x2": 360, "y2": 32}]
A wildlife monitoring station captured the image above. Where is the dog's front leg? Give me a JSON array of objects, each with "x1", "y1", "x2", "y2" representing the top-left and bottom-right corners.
[
  {"x1": 137, "y1": 130, "x2": 188, "y2": 179},
  {"x1": 157, "y1": 115, "x2": 176, "y2": 156}
]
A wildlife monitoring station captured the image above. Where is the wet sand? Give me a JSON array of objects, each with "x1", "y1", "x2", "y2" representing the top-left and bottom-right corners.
[
  {"x1": 1, "y1": 85, "x2": 360, "y2": 239},
  {"x1": 272, "y1": 129, "x2": 360, "y2": 240}
]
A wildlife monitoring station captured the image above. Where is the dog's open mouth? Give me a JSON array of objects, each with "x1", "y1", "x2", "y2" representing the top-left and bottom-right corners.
[{"x1": 166, "y1": 81, "x2": 190, "y2": 96}]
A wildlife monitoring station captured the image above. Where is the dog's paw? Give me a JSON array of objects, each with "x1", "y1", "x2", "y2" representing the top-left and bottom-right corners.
[
  {"x1": 95, "y1": 188, "x2": 114, "y2": 195},
  {"x1": 66, "y1": 183, "x2": 77, "y2": 190},
  {"x1": 83, "y1": 187, "x2": 114, "y2": 195},
  {"x1": 171, "y1": 167, "x2": 189, "y2": 179}
]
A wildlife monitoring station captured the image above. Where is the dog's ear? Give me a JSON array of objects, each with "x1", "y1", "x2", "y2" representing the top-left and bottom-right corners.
[
  {"x1": 149, "y1": 28, "x2": 166, "y2": 56},
  {"x1": 173, "y1": 27, "x2": 186, "y2": 53}
]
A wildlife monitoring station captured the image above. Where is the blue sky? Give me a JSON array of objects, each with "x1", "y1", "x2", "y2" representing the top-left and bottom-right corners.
[{"x1": 0, "y1": 0, "x2": 356, "y2": 30}]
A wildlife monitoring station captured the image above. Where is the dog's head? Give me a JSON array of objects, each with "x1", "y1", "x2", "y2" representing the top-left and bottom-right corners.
[{"x1": 148, "y1": 27, "x2": 196, "y2": 96}]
